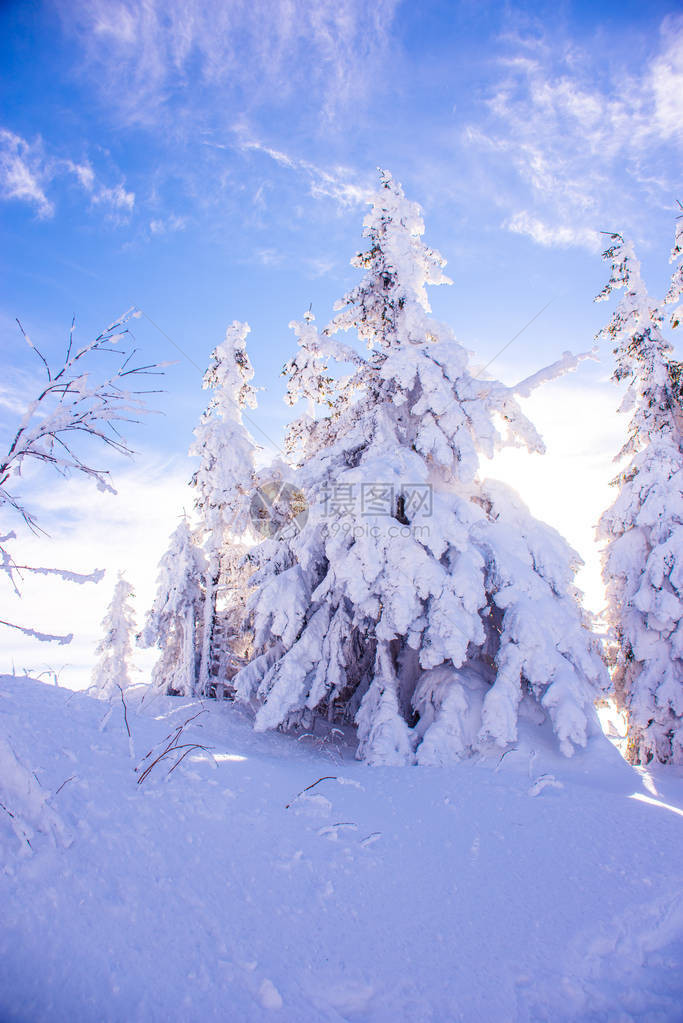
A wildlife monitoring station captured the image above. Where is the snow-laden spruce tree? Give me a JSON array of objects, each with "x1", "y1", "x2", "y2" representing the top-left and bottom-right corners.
[
  {"x1": 140, "y1": 519, "x2": 206, "y2": 696},
  {"x1": 234, "y1": 169, "x2": 607, "y2": 764},
  {"x1": 189, "y1": 322, "x2": 259, "y2": 695},
  {"x1": 91, "y1": 574, "x2": 137, "y2": 699},
  {"x1": 596, "y1": 227, "x2": 683, "y2": 765}
]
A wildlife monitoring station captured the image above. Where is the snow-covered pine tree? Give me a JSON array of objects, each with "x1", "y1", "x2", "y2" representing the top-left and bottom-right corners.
[
  {"x1": 91, "y1": 574, "x2": 137, "y2": 699},
  {"x1": 189, "y1": 321, "x2": 259, "y2": 696},
  {"x1": 140, "y1": 519, "x2": 206, "y2": 697},
  {"x1": 233, "y1": 169, "x2": 607, "y2": 765},
  {"x1": 596, "y1": 229, "x2": 683, "y2": 765}
]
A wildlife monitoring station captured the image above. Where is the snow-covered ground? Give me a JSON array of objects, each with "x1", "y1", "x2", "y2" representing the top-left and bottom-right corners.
[{"x1": 1, "y1": 674, "x2": 682, "y2": 1022}]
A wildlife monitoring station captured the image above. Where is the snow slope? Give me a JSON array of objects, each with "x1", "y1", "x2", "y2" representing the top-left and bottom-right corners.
[{"x1": 1, "y1": 675, "x2": 682, "y2": 1022}]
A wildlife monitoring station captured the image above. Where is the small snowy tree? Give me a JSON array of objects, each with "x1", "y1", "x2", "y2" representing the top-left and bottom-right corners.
[
  {"x1": 233, "y1": 170, "x2": 607, "y2": 764},
  {"x1": 597, "y1": 228, "x2": 683, "y2": 765},
  {"x1": 189, "y1": 322, "x2": 259, "y2": 696},
  {"x1": 91, "y1": 574, "x2": 137, "y2": 699},
  {"x1": 140, "y1": 519, "x2": 206, "y2": 697}
]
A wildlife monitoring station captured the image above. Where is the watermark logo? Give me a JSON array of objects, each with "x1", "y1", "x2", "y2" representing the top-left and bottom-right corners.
[
  {"x1": 249, "y1": 479, "x2": 433, "y2": 541},
  {"x1": 320, "y1": 482, "x2": 432, "y2": 519},
  {"x1": 249, "y1": 480, "x2": 308, "y2": 539},
  {"x1": 322, "y1": 521, "x2": 430, "y2": 541}
]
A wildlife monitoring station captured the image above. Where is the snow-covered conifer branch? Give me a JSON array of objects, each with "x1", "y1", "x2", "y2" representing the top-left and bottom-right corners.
[{"x1": 512, "y1": 348, "x2": 598, "y2": 399}]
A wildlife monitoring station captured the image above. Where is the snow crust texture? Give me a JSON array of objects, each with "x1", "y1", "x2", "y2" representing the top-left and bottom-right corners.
[{"x1": 1, "y1": 676, "x2": 682, "y2": 1022}]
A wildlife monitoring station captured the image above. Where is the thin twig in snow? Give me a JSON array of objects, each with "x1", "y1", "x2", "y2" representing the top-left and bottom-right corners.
[
  {"x1": 0, "y1": 800, "x2": 32, "y2": 849},
  {"x1": 494, "y1": 746, "x2": 518, "y2": 772},
  {"x1": 116, "y1": 683, "x2": 131, "y2": 738},
  {"x1": 285, "y1": 775, "x2": 337, "y2": 809},
  {"x1": 135, "y1": 709, "x2": 211, "y2": 784}
]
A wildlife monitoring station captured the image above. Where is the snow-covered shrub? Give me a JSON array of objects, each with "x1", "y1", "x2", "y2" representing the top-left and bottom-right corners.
[
  {"x1": 233, "y1": 170, "x2": 607, "y2": 764},
  {"x1": 597, "y1": 227, "x2": 683, "y2": 765}
]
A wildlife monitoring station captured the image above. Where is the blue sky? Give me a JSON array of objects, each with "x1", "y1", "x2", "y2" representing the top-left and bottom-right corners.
[{"x1": 1, "y1": 0, "x2": 682, "y2": 681}]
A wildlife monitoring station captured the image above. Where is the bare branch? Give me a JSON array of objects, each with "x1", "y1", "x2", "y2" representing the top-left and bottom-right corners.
[
  {"x1": 1, "y1": 309, "x2": 163, "y2": 531},
  {"x1": 65, "y1": 316, "x2": 75, "y2": 365},
  {"x1": 1, "y1": 309, "x2": 163, "y2": 645},
  {"x1": 16, "y1": 319, "x2": 51, "y2": 381}
]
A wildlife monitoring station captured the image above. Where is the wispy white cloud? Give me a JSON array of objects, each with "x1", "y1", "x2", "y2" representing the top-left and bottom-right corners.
[
  {"x1": 0, "y1": 129, "x2": 53, "y2": 217},
  {"x1": 254, "y1": 248, "x2": 282, "y2": 267},
  {"x1": 0, "y1": 378, "x2": 35, "y2": 417},
  {"x1": 464, "y1": 15, "x2": 683, "y2": 250},
  {"x1": 149, "y1": 213, "x2": 188, "y2": 235},
  {"x1": 0, "y1": 128, "x2": 135, "y2": 219},
  {"x1": 235, "y1": 131, "x2": 371, "y2": 210},
  {"x1": 238, "y1": 140, "x2": 296, "y2": 171},
  {"x1": 506, "y1": 211, "x2": 601, "y2": 251},
  {"x1": 650, "y1": 16, "x2": 683, "y2": 142},
  {"x1": 56, "y1": 0, "x2": 399, "y2": 128},
  {"x1": 91, "y1": 181, "x2": 135, "y2": 212},
  {"x1": 305, "y1": 256, "x2": 337, "y2": 279}
]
